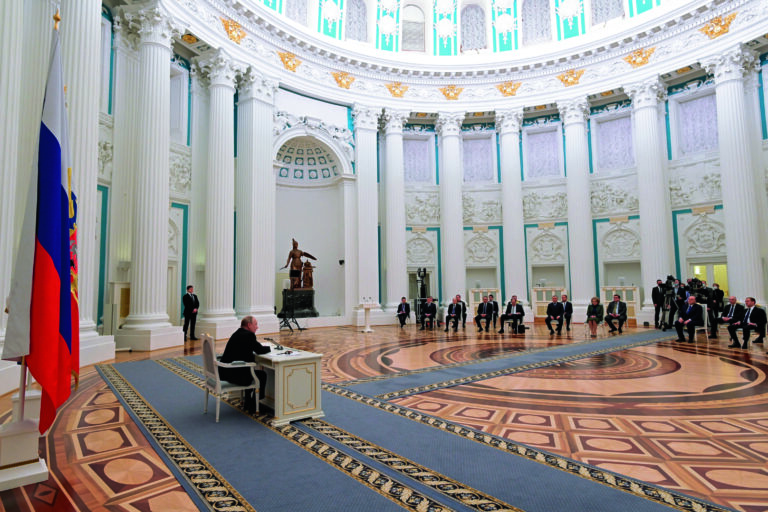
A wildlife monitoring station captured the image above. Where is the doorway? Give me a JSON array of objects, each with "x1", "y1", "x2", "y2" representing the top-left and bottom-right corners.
[{"x1": 690, "y1": 262, "x2": 728, "y2": 296}]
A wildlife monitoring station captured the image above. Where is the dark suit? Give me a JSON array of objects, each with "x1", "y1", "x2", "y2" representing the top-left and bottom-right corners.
[
  {"x1": 675, "y1": 303, "x2": 704, "y2": 343},
  {"x1": 396, "y1": 302, "x2": 410, "y2": 327},
  {"x1": 651, "y1": 285, "x2": 664, "y2": 328},
  {"x1": 182, "y1": 292, "x2": 199, "y2": 340},
  {"x1": 420, "y1": 302, "x2": 437, "y2": 329},
  {"x1": 499, "y1": 302, "x2": 524, "y2": 333},
  {"x1": 561, "y1": 301, "x2": 573, "y2": 330},
  {"x1": 458, "y1": 300, "x2": 467, "y2": 328},
  {"x1": 605, "y1": 301, "x2": 627, "y2": 332},
  {"x1": 475, "y1": 302, "x2": 493, "y2": 331},
  {"x1": 219, "y1": 328, "x2": 271, "y2": 403},
  {"x1": 721, "y1": 303, "x2": 746, "y2": 343},
  {"x1": 490, "y1": 300, "x2": 499, "y2": 328},
  {"x1": 730, "y1": 306, "x2": 767, "y2": 348},
  {"x1": 444, "y1": 303, "x2": 460, "y2": 331},
  {"x1": 708, "y1": 288, "x2": 725, "y2": 336},
  {"x1": 545, "y1": 302, "x2": 564, "y2": 333},
  {"x1": 666, "y1": 286, "x2": 685, "y2": 328}
]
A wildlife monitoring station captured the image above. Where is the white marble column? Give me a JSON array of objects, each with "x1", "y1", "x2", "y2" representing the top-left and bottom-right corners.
[
  {"x1": 342, "y1": 178, "x2": 358, "y2": 321},
  {"x1": 436, "y1": 112, "x2": 466, "y2": 305},
  {"x1": 496, "y1": 109, "x2": 527, "y2": 304},
  {"x1": 558, "y1": 98, "x2": 596, "y2": 311},
  {"x1": 235, "y1": 67, "x2": 279, "y2": 333},
  {"x1": 115, "y1": 6, "x2": 183, "y2": 350},
  {"x1": 625, "y1": 78, "x2": 675, "y2": 315},
  {"x1": 382, "y1": 109, "x2": 409, "y2": 310},
  {"x1": 703, "y1": 46, "x2": 765, "y2": 303},
  {"x1": 352, "y1": 105, "x2": 381, "y2": 323},
  {"x1": 61, "y1": 0, "x2": 115, "y2": 363},
  {"x1": 195, "y1": 49, "x2": 240, "y2": 339}
]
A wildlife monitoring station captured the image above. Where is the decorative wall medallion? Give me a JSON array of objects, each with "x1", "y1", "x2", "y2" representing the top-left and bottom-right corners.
[
  {"x1": 685, "y1": 215, "x2": 726, "y2": 254},
  {"x1": 278, "y1": 51, "x2": 301, "y2": 72},
  {"x1": 406, "y1": 193, "x2": 440, "y2": 224},
  {"x1": 496, "y1": 81, "x2": 521, "y2": 97},
  {"x1": 406, "y1": 235, "x2": 435, "y2": 265},
  {"x1": 181, "y1": 33, "x2": 198, "y2": 44},
  {"x1": 440, "y1": 85, "x2": 463, "y2": 100},
  {"x1": 530, "y1": 232, "x2": 564, "y2": 262},
  {"x1": 386, "y1": 82, "x2": 409, "y2": 97},
  {"x1": 699, "y1": 12, "x2": 738, "y2": 39},
  {"x1": 602, "y1": 226, "x2": 640, "y2": 259},
  {"x1": 556, "y1": 69, "x2": 584, "y2": 87},
  {"x1": 332, "y1": 71, "x2": 355, "y2": 89},
  {"x1": 465, "y1": 233, "x2": 497, "y2": 265},
  {"x1": 220, "y1": 17, "x2": 246, "y2": 44},
  {"x1": 623, "y1": 47, "x2": 656, "y2": 68}
]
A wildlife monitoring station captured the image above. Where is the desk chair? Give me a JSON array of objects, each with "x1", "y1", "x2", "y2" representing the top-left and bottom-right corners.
[
  {"x1": 201, "y1": 334, "x2": 260, "y2": 422},
  {"x1": 584, "y1": 322, "x2": 606, "y2": 338}
]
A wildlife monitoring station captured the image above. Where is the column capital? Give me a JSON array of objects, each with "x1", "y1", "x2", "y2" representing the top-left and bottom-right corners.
[
  {"x1": 435, "y1": 111, "x2": 464, "y2": 136},
  {"x1": 624, "y1": 77, "x2": 666, "y2": 110},
  {"x1": 382, "y1": 109, "x2": 410, "y2": 134},
  {"x1": 195, "y1": 48, "x2": 242, "y2": 89},
  {"x1": 113, "y1": 12, "x2": 140, "y2": 52},
  {"x1": 701, "y1": 44, "x2": 759, "y2": 85},
  {"x1": 123, "y1": 4, "x2": 182, "y2": 49},
  {"x1": 352, "y1": 104, "x2": 381, "y2": 131},
  {"x1": 557, "y1": 97, "x2": 589, "y2": 126},
  {"x1": 238, "y1": 66, "x2": 278, "y2": 103},
  {"x1": 495, "y1": 109, "x2": 524, "y2": 134}
]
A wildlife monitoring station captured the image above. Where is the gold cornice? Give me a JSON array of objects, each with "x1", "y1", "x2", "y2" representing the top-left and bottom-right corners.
[
  {"x1": 332, "y1": 71, "x2": 355, "y2": 89},
  {"x1": 699, "y1": 12, "x2": 737, "y2": 40},
  {"x1": 440, "y1": 85, "x2": 463, "y2": 100},
  {"x1": 623, "y1": 47, "x2": 656, "y2": 68},
  {"x1": 556, "y1": 69, "x2": 584, "y2": 87},
  {"x1": 278, "y1": 51, "x2": 301, "y2": 72},
  {"x1": 496, "y1": 81, "x2": 521, "y2": 97},
  {"x1": 386, "y1": 82, "x2": 409, "y2": 98},
  {"x1": 220, "y1": 18, "x2": 246, "y2": 44}
]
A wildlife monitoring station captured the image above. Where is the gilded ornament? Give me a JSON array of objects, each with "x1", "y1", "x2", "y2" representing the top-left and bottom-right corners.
[
  {"x1": 278, "y1": 51, "x2": 302, "y2": 72},
  {"x1": 440, "y1": 85, "x2": 463, "y2": 100},
  {"x1": 220, "y1": 17, "x2": 246, "y2": 44},
  {"x1": 496, "y1": 81, "x2": 521, "y2": 97},
  {"x1": 386, "y1": 82, "x2": 409, "y2": 98},
  {"x1": 332, "y1": 71, "x2": 355, "y2": 89},
  {"x1": 600, "y1": 90, "x2": 614, "y2": 97},
  {"x1": 556, "y1": 69, "x2": 584, "y2": 87},
  {"x1": 181, "y1": 33, "x2": 199, "y2": 44},
  {"x1": 623, "y1": 47, "x2": 655, "y2": 68},
  {"x1": 676, "y1": 66, "x2": 693, "y2": 74},
  {"x1": 699, "y1": 12, "x2": 737, "y2": 39}
]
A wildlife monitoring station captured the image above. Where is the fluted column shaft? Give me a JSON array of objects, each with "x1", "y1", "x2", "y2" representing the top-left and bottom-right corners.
[
  {"x1": 625, "y1": 78, "x2": 674, "y2": 308},
  {"x1": 496, "y1": 109, "x2": 527, "y2": 304},
  {"x1": 382, "y1": 109, "x2": 409, "y2": 307},
  {"x1": 61, "y1": 0, "x2": 101, "y2": 336},
  {"x1": 704, "y1": 47, "x2": 764, "y2": 302},
  {"x1": 352, "y1": 105, "x2": 380, "y2": 306},
  {"x1": 235, "y1": 68, "x2": 278, "y2": 330},
  {"x1": 437, "y1": 112, "x2": 466, "y2": 304},
  {"x1": 559, "y1": 99, "x2": 595, "y2": 306}
]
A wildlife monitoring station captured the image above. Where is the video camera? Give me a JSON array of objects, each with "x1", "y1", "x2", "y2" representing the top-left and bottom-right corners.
[
  {"x1": 688, "y1": 278, "x2": 710, "y2": 304},
  {"x1": 662, "y1": 275, "x2": 677, "y2": 297}
]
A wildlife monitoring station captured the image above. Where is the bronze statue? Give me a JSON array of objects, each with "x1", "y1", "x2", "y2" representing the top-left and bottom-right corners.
[
  {"x1": 301, "y1": 261, "x2": 315, "y2": 289},
  {"x1": 281, "y1": 238, "x2": 317, "y2": 289}
]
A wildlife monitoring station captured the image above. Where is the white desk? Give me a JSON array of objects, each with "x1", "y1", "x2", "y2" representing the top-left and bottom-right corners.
[{"x1": 256, "y1": 347, "x2": 324, "y2": 426}]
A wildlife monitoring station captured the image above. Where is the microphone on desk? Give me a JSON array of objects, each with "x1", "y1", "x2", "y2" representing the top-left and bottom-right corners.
[{"x1": 264, "y1": 337, "x2": 283, "y2": 350}]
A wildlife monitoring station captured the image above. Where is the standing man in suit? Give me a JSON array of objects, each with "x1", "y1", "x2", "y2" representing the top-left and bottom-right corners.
[
  {"x1": 730, "y1": 297, "x2": 766, "y2": 349},
  {"x1": 420, "y1": 296, "x2": 437, "y2": 330},
  {"x1": 674, "y1": 296, "x2": 704, "y2": 343},
  {"x1": 488, "y1": 294, "x2": 500, "y2": 330},
  {"x1": 545, "y1": 296, "x2": 564, "y2": 335},
  {"x1": 561, "y1": 294, "x2": 573, "y2": 332},
  {"x1": 651, "y1": 279, "x2": 665, "y2": 329},
  {"x1": 498, "y1": 296, "x2": 524, "y2": 334},
  {"x1": 182, "y1": 285, "x2": 199, "y2": 341},
  {"x1": 707, "y1": 283, "x2": 725, "y2": 338},
  {"x1": 456, "y1": 294, "x2": 467, "y2": 328},
  {"x1": 721, "y1": 296, "x2": 746, "y2": 347},
  {"x1": 219, "y1": 316, "x2": 271, "y2": 413},
  {"x1": 605, "y1": 294, "x2": 627, "y2": 333},
  {"x1": 396, "y1": 297, "x2": 410, "y2": 328},
  {"x1": 444, "y1": 297, "x2": 461, "y2": 332},
  {"x1": 475, "y1": 296, "x2": 493, "y2": 332}
]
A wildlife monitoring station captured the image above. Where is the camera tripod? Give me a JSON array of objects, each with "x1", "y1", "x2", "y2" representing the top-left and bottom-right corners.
[{"x1": 278, "y1": 303, "x2": 304, "y2": 333}]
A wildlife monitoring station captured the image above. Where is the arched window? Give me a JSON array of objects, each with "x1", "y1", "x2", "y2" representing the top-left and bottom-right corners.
[
  {"x1": 402, "y1": 5, "x2": 426, "y2": 52},
  {"x1": 521, "y1": 0, "x2": 551, "y2": 46},
  {"x1": 345, "y1": 0, "x2": 368, "y2": 42},
  {"x1": 460, "y1": 4, "x2": 486, "y2": 51},
  {"x1": 284, "y1": 0, "x2": 308, "y2": 26},
  {"x1": 591, "y1": 0, "x2": 624, "y2": 25}
]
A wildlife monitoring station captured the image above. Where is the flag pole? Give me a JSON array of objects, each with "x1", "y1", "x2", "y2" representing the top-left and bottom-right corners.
[{"x1": 18, "y1": 357, "x2": 27, "y2": 421}]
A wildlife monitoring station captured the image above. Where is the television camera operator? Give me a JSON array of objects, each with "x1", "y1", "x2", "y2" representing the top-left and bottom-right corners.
[{"x1": 658, "y1": 275, "x2": 682, "y2": 331}]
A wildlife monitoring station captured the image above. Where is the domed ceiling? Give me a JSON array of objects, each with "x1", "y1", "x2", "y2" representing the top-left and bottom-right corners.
[{"x1": 275, "y1": 136, "x2": 342, "y2": 185}]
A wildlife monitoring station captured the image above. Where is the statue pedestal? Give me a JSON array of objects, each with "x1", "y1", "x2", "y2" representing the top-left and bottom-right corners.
[{"x1": 278, "y1": 289, "x2": 319, "y2": 319}]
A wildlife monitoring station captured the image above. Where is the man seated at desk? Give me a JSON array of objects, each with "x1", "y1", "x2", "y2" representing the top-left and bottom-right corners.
[{"x1": 219, "y1": 316, "x2": 271, "y2": 413}]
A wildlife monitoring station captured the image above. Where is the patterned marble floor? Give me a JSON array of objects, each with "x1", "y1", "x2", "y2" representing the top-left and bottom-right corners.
[{"x1": 0, "y1": 324, "x2": 765, "y2": 511}]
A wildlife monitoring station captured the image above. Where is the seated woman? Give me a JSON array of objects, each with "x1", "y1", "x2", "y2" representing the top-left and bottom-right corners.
[{"x1": 586, "y1": 296, "x2": 604, "y2": 338}]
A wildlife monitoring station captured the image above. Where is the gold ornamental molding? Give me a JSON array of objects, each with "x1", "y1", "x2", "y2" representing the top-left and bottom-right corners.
[
  {"x1": 439, "y1": 85, "x2": 463, "y2": 100},
  {"x1": 699, "y1": 12, "x2": 737, "y2": 39},
  {"x1": 496, "y1": 81, "x2": 522, "y2": 97},
  {"x1": 332, "y1": 71, "x2": 355, "y2": 89},
  {"x1": 220, "y1": 17, "x2": 246, "y2": 44},
  {"x1": 278, "y1": 51, "x2": 301, "y2": 72},
  {"x1": 623, "y1": 47, "x2": 656, "y2": 68},
  {"x1": 556, "y1": 69, "x2": 584, "y2": 87},
  {"x1": 385, "y1": 82, "x2": 409, "y2": 97},
  {"x1": 181, "y1": 33, "x2": 198, "y2": 44}
]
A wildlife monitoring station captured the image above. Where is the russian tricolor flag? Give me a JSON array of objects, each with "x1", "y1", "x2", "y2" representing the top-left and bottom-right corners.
[{"x1": 3, "y1": 29, "x2": 80, "y2": 435}]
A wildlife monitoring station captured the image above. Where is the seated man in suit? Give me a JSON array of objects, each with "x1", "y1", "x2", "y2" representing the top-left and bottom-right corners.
[
  {"x1": 456, "y1": 294, "x2": 467, "y2": 328},
  {"x1": 489, "y1": 294, "x2": 500, "y2": 329},
  {"x1": 498, "y1": 295, "x2": 524, "y2": 334},
  {"x1": 605, "y1": 294, "x2": 628, "y2": 333},
  {"x1": 219, "y1": 316, "x2": 271, "y2": 413},
  {"x1": 420, "y1": 296, "x2": 437, "y2": 330},
  {"x1": 729, "y1": 296, "x2": 766, "y2": 349},
  {"x1": 396, "y1": 296, "x2": 410, "y2": 328},
  {"x1": 475, "y1": 296, "x2": 493, "y2": 332},
  {"x1": 674, "y1": 295, "x2": 704, "y2": 343},
  {"x1": 444, "y1": 297, "x2": 461, "y2": 332},
  {"x1": 544, "y1": 296, "x2": 564, "y2": 335},
  {"x1": 561, "y1": 294, "x2": 573, "y2": 332},
  {"x1": 720, "y1": 296, "x2": 745, "y2": 347}
]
